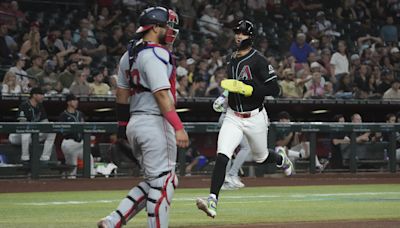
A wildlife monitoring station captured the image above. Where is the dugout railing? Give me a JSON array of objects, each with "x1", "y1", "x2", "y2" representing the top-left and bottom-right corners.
[{"x1": 0, "y1": 122, "x2": 399, "y2": 179}]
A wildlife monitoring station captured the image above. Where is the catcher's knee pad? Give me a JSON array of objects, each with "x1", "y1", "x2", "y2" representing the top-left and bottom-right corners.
[
  {"x1": 146, "y1": 171, "x2": 178, "y2": 228},
  {"x1": 112, "y1": 181, "x2": 150, "y2": 227}
]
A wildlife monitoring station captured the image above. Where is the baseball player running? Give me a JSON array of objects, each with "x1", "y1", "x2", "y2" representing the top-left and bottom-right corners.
[
  {"x1": 58, "y1": 94, "x2": 96, "y2": 178},
  {"x1": 196, "y1": 20, "x2": 293, "y2": 218},
  {"x1": 98, "y1": 6, "x2": 189, "y2": 228},
  {"x1": 214, "y1": 91, "x2": 251, "y2": 190},
  {"x1": 8, "y1": 87, "x2": 56, "y2": 162}
]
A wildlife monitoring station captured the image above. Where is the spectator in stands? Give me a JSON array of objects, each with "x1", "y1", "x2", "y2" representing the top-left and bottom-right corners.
[
  {"x1": 381, "y1": 55, "x2": 394, "y2": 73},
  {"x1": 61, "y1": 28, "x2": 74, "y2": 50},
  {"x1": 96, "y1": 7, "x2": 121, "y2": 35},
  {"x1": 380, "y1": 16, "x2": 398, "y2": 45},
  {"x1": 175, "y1": 0, "x2": 196, "y2": 31},
  {"x1": 59, "y1": 94, "x2": 96, "y2": 178},
  {"x1": 354, "y1": 64, "x2": 371, "y2": 98},
  {"x1": 69, "y1": 70, "x2": 92, "y2": 96},
  {"x1": 320, "y1": 48, "x2": 333, "y2": 76},
  {"x1": 42, "y1": 26, "x2": 65, "y2": 53},
  {"x1": 73, "y1": 18, "x2": 97, "y2": 45},
  {"x1": 26, "y1": 54, "x2": 43, "y2": 79},
  {"x1": 108, "y1": 74, "x2": 118, "y2": 96},
  {"x1": 10, "y1": 1, "x2": 25, "y2": 25},
  {"x1": 189, "y1": 77, "x2": 207, "y2": 97},
  {"x1": 194, "y1": 59, "x2": 210, "y2": 83},
  {"x1": 276, "y1": 111, "x2": 328, "y2": 171},
  {"x1": 207, "y1": 48, "x2": 223, "y2": 76},
  {"x1": 189, "y1": 43, "x2": 201, "y2": 62},
  {"x1": 59, "y1": 60, "x2": 78, "y2": 90},
  {"x1": 42, "y1": 33, "x2": 62, "y2": 57},
  {"x1": 1, "y1": 71, "x2": 21, "y2": 95},
  {"x1": 279, "y1": 68, "x2": 306, "y2": 98},
  {"x1": 354, "y1": 0, "x2": 371, "y2": 22},
  {"x1": 330, "y1": 40, "x2": 349, "y2": 84},
  {"x1": 89, "y1": 69, "x2": 110, "y2": 95},
  {"x1": 383, "y1": 78, "x2": 400, "y2": 99},
  {"x1": 277, "y1": 54, "x2": 296, "y2": 78},
  {"x1": 65, "y1": 48, "x2": 92, "y2": 68},
  {"x1": 19, "y1": 21, "x2": 41, "y2": 57},
  {"x1": 205, "y1": 66, "x2": 225, "y2": 97},
  {"x1": 75, "y1": 28, "x2": 106, "y2": 62},
  {"x1": 121, "y1": 22, "x2": 136, "y2": 46},
  {"x1": 357, "y1": 33, "x2": 383, "y2": 56},
  {"x1": 290, "y1": 32, "x2": 315, "y2": 63},
  {"x1": 304, "y1": 72, "x2": 326, "y2": 98},
  {"x1": 198, "y1": 4, "x2": 222, "y2": 38},
  {"x1": 9, "y1": 54, "x2": 29, "y2": 93},
  {"x1": 104, "y1": 25, "x2": 125, "y2": 58},
  {"x1": 330, "y1": 114, "x2": 350, "y2": 169},
  {"x1": 349, "y1": 54, "x2": 361, "y2": 78},
  {"x1": 334, "y1": 72, "x2": 354, "y2": 99},
  {"x1": 177, "y1": 74, "x2": 190, "y2": 98},
  {"x1": 37, "y1": 59, "x2": 58, "y2": 94},
  {"x1": 315, "y1": 11, "x2": 339, "y2": 37},
  {"x1": 389, "y1": 47, "x2": 400, "y2": 76},
  {"x1": 8, "y1": 87, "x2": 56, "y2": 163},
  {"x1": 0, "y1": 22, "x2": 14, "y2": 65},
  {"x1": 377, "y1": 69, "x2": 395, "y2": 96},
  {"x1": 336, "y1": 0, "x2": 357, "y2": 21}
]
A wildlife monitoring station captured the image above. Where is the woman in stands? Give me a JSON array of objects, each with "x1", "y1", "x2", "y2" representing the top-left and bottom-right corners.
[{"x1": 1, "y1": 71, "x2": 21, "y2": 95}]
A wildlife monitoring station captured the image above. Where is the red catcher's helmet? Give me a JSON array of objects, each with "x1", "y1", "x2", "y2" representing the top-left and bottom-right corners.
[{"x1": 136, "y1": 6, "x2": 179, "y2": 45}]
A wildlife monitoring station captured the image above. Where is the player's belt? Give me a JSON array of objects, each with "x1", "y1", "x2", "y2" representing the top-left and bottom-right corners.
[{"x1": 234, "y1": 106, "x2": 263, "y2": 118}]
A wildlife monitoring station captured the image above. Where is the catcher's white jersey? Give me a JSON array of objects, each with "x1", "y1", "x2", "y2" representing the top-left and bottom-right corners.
[{"x1": 117, "y1": 44, "x2": 175, "y2": 115}]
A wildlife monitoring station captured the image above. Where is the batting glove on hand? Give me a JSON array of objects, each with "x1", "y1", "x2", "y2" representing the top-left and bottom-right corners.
[
  {"x1": 213, "y1": 96, "x2": 225, "y2": 112},
  {"x1": 221, "y1": 79, "x2": 253, "y2": 97}
]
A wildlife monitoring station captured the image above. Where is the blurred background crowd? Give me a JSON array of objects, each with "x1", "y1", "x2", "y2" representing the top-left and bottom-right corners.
[{"x1": 0, "y1": 0, "x2": 400, "y2": 99}]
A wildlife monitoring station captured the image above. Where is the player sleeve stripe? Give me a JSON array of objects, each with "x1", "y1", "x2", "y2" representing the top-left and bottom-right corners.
[
  {"x1": 152, "y1": 86, "x2": 171, "y2": 93},
  {"x1": 264, "y1": 75, "x2": 277, "y2": 84}
]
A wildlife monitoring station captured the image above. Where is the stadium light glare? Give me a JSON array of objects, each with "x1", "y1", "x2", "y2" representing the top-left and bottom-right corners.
[
  {"x1": 94, "y1": 108, "x2": 113, "y2": 112},
  {"x1": 176, "y1": 108, "x2": 190, "y2": 113},
  {"x1": 311, "y1": 109, "x2": 329, "y2": 114}
]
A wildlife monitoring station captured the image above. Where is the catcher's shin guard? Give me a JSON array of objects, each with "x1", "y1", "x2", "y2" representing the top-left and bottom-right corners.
[
  {"x1": 109, "y1": 181, "x2": 150, "y2": 228},
  {"x1": 146, "y1": 171, "x2": 178, "y2": 228}
]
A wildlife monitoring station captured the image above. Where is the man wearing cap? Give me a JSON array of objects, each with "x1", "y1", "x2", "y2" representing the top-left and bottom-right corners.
[
  {"x1": 8, "y1": 87, "x2": 56, "y2": 162},
  {"x1": 58, "y1": 94, "x2": 95, "y2": 178},
  {"x1": 59, "y1": 60, "x2": 78, "y2": 89}
]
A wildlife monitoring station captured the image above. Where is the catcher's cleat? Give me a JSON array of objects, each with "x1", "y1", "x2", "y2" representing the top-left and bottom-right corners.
[
  {"x1": 97, "y1": 218, "x2": 112, "y2": 228},
  {"x1": 196, "y1": 197, "x2": 217, "y2": 218},
  {"x1": 275, "y1": 146, "x2": 294, "y2": 176},
  {"x1": 221, "y1": 79, "x2": 253, "y2": 97}
]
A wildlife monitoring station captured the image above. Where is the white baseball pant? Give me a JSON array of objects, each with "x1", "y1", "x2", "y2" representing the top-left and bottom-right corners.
[
  {"x1": 218, "y1": 107, "x2": 269, "y2": 163},
  {"x1": 9, "y1": 132, "x2": 56, "y2": 161},
  {"x1": 61, "y1": 139, "x2": 95, "y2": 177}
]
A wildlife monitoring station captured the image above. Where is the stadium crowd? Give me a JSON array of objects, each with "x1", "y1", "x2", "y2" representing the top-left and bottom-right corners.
[{"x1": 0, "y1": 0, "x2": 400, "y2": 99}]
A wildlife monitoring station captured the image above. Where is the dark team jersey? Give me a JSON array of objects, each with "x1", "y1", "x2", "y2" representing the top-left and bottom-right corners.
[
  {"x1": 58, "y1": 110, "x2": 85, "y2": 142},
  {"x1": 227, "y1": 48, "x2": 280, "y2": 112},
  {"x1": 16, "y1": 100, "x2": 47, "y2": 122}
]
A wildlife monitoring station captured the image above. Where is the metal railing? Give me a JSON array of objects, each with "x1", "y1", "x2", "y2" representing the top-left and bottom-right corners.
[{"x1": 0, "y1": 122, "x2": 399, "y2": 179}]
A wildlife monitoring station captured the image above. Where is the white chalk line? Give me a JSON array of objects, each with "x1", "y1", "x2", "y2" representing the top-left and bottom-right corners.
[{"x1": 12, "y1": 192, "x2": 400, "y2": 206}]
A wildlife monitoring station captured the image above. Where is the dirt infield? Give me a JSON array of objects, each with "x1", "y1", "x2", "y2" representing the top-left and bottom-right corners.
[{"x1": 1, "y1": 173, "x2": 399, "y2": 228}]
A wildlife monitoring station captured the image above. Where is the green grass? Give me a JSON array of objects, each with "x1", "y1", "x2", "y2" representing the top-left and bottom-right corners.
[{"x1": 0, "y1": 184, "x2": 400, "y2": 227}]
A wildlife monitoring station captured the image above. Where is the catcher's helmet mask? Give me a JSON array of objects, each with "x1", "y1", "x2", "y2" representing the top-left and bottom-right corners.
[
  {"x1": 136, "y1": 6, "x2": 179, "y2": 45},
  {"x1": 233, "y1": 20, "x2": 254, "y2": 51}
]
